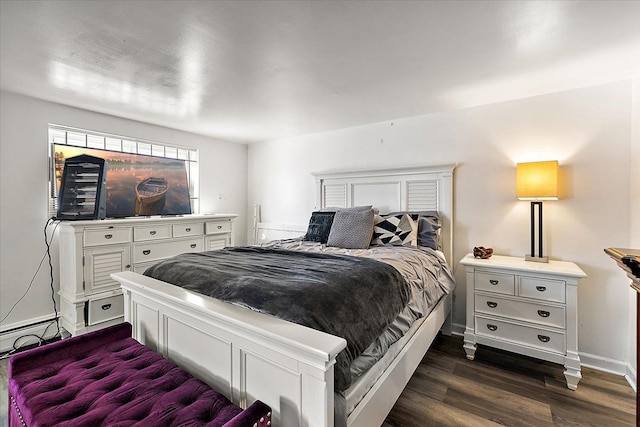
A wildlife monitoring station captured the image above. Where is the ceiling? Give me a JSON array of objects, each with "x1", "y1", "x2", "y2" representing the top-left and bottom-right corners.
[{"x1": 2, "y1": 1, "x2": 640, "y2": 144}]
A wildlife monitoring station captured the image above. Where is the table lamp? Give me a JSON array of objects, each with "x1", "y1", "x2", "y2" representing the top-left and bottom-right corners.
[{"x1": 516, "y1": 160, "x2": 559, "y2": 263}]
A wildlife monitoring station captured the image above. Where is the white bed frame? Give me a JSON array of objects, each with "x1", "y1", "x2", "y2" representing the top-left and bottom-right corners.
[{"x1": 111, "y1": 164, "x2": 456, "y2": 427}]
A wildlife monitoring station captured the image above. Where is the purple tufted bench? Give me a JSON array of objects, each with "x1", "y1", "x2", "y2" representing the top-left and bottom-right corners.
[{"x1": 8, "y1": 322, "x2": 271, "y2": 427}]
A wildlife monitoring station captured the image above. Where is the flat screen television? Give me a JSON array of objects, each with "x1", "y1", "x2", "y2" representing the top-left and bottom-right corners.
[{"x1": 53, "y1": 144, "x2": 192, "y2": 218}]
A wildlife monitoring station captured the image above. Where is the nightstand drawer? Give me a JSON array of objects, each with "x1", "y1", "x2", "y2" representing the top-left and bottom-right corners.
[
  {"x1": 476, "y1": 316, "x2": 565, "y2": 354},
  {"x1": 519, "y1": 276, "x2": 566, "y2": 303},
  {"x1": 475, "y1": 293, "x2": 566, "y2": 329},
  {"x1": 475, "y1": 272, "x2": 515, "y2": 295}
]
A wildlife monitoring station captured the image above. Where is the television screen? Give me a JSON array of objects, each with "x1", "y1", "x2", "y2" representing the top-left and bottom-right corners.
[{"x1": 54, "y1": 144, "x2": 192, "y2": 218}]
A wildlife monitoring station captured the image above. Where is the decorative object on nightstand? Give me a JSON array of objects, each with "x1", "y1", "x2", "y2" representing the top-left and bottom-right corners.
[
  {"x1": 516, "y1": 160, "x2": 559, "y2": 263},
  {"x1": 461, "y1": 253, "x2": 586, "y2": 390},
  {"x1": 473, "y1": 246, "x2": 493, "y2": 259}
]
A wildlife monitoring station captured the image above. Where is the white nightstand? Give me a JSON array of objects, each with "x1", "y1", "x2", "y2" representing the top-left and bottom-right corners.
[{"x1": 460, "y1": 253, "x2": 586, "y2": 390}]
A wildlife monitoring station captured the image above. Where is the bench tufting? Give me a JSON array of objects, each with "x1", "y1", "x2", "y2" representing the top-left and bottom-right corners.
[{"x1": 8, "y1": 322, "x2": 271, "y2": 427}]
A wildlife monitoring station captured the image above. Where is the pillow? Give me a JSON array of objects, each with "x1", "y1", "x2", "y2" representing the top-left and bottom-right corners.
[
  {"x1": 417, "y1": 216, "x2": 441, "y2": 250},
  {"x1": 386, "y1": 210, "x2": 441, "y2": 250},
  {"x1": 303, "y1": 211, "x2": 336, "y2": 243},
  {"x1": 326, "y1": 209, "x2": 375, "y2": 249},
  {"x1": 371, "y1": 214, "x2": 418, "y2": 247}
]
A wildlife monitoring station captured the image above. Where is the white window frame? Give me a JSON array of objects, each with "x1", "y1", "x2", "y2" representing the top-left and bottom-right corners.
[{"x1": 48, "y1": 124, "x2": 199, "y2": 217}]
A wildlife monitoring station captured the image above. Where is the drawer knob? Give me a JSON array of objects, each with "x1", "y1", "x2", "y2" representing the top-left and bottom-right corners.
[
  {"x1": 125, "y1": 264, "x2": 131, "y2": 269},
  {"x1": 217, "y1": 225, "x2": 222, "y2": 229},
  {"x1": 104, "y1": 234, "x2": 113, "y2": 239},
  {"x1": 537, "y1": 310, "x2": 550, "y2": 318},
  {"x1": 538, "y1": 335, "x2": 550, "y2": 343},
  {"x1": 487, "y1": 324, "x2": 498, "y2": 331},
  {"x1": 190, "y1": 243, "x2": 197, "y2": 248},
  {"x1": 536, "y1": 286, "x2": 546, "y2": 292},
  {"x1": 186, "y1": 228, "x2": 191, "y2": 232},
  {"x1": 101, "y1": 304, "x2": 112, "y2": 311},
  {"x1": 486, "y1": 301, "x2": 498, "y2": 308},
  {"x1": 150, "y1": 230, "x2": 156, "y2": 235},
  {"x1": 489, "y1": 279, "x2": 499, "y2": 285},
  {"x1": 143, "y1": 250, "x2": 151, "y2": 255}
]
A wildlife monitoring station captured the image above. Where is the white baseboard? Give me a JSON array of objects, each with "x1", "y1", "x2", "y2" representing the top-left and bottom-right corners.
[
  {"x1": 579, "y1": 351, "x2": 628, "y2": 376},
  {"x1": 626, "y1": 363, "x2": 637, "y2": 392},
  {"x1": 452, "y1": 322, "x2": 465, "y2": 336},
  {"x1": 451, "y1": 322, "x2": 636, "y2": 390},
  {"x1": 0, "y1": 314, "x2": 60, "y2": 354}
]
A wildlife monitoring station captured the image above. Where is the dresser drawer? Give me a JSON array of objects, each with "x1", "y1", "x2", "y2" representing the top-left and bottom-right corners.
[
  {"x1": 133, "y1": 224, "x2": 172, "y2": 241},
  {"x1": 84, "y1": 228, "x2": 132, "y2": 246},
  {"x1": 475, "y1": 293, "x2": 565, "y2": 329},
  {"x1": 476, "y1": 315, "x2": 565, "y2": 355},
  {"x1": 206, "y1": 221, "x2": 232, "y2": 234},
  {"x1": 475, "y1": 271, "x2": 515, "y2": 295},
  {"x1": 519, "y1": 276, "x2": 566, "y2": 303},
  {"x1": 173, "y1": 223, "x2": 204, "y2": 238},
  {"x1": 86, "y1": 294, "x2": 124, "y2": 326},
  {"x1": 133, "y1": 237, "x2": 203, "y2": 263}
]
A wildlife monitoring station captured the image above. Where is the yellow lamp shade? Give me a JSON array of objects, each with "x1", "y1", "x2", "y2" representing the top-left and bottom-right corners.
[{"x1": 516, "y1": 160, "x2": 559, "y2": 200}]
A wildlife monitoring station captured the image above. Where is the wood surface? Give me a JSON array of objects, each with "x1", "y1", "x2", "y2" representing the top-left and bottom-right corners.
[{"x1": 384, "y1": 334, "x2": 635, "y2": 426}]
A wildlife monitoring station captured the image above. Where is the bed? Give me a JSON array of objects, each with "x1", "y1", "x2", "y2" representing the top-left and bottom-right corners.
[{"x1": 111, "y1": 164, "x2": 456, "y2": 427}]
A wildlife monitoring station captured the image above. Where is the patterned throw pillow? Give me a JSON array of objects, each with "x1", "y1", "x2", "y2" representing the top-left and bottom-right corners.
[
  {"x1": 371, "y1": 214, "x2": 418, "y2": 247},
  {"x1": 326, "y1": 209, "x2": 375, "y2": 249},
  {"x1": 386, "y1": 211, "x2": 441, "y2": 250}
]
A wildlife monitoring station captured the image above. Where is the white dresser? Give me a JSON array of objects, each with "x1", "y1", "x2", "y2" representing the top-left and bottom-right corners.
[
  {"x1": 461, "y1": 253, "x2": 586, "y2": 390},
  {"x1": 58, "y1": 214, "x2": 237, "y2": 336}
]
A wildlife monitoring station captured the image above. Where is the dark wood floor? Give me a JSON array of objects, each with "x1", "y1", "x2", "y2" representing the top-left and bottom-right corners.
[{"x1": 383, "y1": 334, "x2": 635, "y2": 427}]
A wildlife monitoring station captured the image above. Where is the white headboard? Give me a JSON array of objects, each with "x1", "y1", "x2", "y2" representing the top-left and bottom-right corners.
[
  {"x1": 312, "y1": 164, "x2": 456, "y2": 264},
  {"x1": 256, "y1": 164, "x2": 456, "y2": 264}
]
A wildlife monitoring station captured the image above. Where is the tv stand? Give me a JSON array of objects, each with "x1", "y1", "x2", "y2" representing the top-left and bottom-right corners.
[{"x1": 58, "y1": 214, "x2": 237, "y2": 336}]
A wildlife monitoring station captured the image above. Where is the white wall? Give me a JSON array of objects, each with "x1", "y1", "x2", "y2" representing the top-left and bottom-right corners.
[
  {"x1": 248, "y1": 81, "x2": 634, "y2": 371},
  {"x1": 0, "y1": 90, "x2": 247, "y2": 336}
]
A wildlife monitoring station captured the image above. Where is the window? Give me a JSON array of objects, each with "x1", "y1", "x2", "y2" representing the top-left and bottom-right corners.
[{"x1": 49, "y1": 124, "x2": 199, "y2": 218}]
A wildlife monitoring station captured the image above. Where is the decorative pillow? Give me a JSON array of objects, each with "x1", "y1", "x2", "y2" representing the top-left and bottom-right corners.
[
  {"x1": 417, "y1": 216, "x2": 441, "y2": 250},
  {"x1": 386, "y1": 210, "x2": 441, "y2": 250},
  {"x1": 303, "y1": 211, "x2": 336, "y2": 243},
  {"x1": 326, "y1": 209, "x2": 375, "y2": 249},
  {"x1": 371, "y1": 214, "x2": 418, "y2": 247}
]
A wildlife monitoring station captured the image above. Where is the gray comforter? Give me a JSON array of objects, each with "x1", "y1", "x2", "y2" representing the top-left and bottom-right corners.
[{"x1": 143, "y1": 246, "x2": 410, "y2": 391}]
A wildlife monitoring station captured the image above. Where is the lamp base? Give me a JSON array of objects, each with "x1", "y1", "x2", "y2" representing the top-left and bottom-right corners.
[{"x1": 525, "y1": 255, "x2": 549, "y2": 263}]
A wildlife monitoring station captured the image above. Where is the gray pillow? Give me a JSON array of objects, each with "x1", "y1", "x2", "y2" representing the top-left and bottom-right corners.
[
  {"x1": 327, "y1": 209, "x2": 375, "y2": 249},
  {"x1": 417, "y1": 216, "x2": 441, "y2": 250}
]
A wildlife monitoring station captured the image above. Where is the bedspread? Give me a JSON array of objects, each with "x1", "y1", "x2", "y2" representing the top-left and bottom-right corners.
[
  {"x1": 143, "y1": 247, "x2": 410, "y2": 391},
  {"x1": 264, "y1": 239, "x2": 456, "y2": 381}
]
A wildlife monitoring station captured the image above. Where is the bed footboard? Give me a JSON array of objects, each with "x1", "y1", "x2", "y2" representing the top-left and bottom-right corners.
[{"x1": 111, "y1": 271, "x2": 347, "y2": 427}]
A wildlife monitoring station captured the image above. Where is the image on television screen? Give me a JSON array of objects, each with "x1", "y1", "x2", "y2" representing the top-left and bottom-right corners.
[{"x1": 54, "y1": 144, "x2": 192, "y2": 218}]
